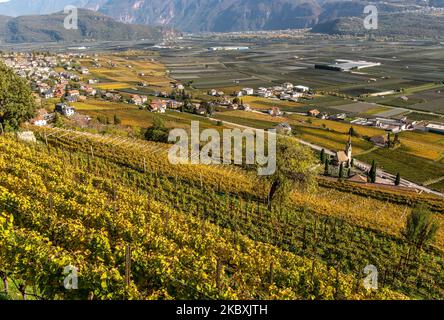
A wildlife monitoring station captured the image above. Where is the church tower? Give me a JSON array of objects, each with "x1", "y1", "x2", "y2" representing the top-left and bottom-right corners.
[{"x1": 345, "y1": 135, "x2": 352, "y2": 166}]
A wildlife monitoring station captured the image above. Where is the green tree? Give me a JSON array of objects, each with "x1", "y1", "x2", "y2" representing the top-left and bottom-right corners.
[
  {"x1": 53, "y1": 112, "x2": 64, "y2": 128},
  {"x1": 395, "y1": 173, "x2": 401, "y2": 186},
  {"x1": 144, "y1": 116, "x2": 169, "y2": 143},
  {"x1": 338, "y1": 163, "x2": 344, "y2": 180},
  {"x1": 349, "y1": 126, "x2": 355, "y2": 137},
  {"x1": 403, "y1": 206, "x2": 438, "y2": 252},
  {"x1": 0, "y1": 62, "x2": 37, "y2": 131},
  {"x1": 113, "y1": 114, "x2": 122, "y2": 125},
  {"x1": 394, "y1": 133, "x2": 400, "y2": 145},
  {"x1": 324, "y1": 158, "x2": 329, "y2": 176},
  {"x1": 368, "y1": 160, "x2": 377, "y2": 183},
  {"x1": 205, "y1": 103, "x2": 215, "y2": 117},
  {"x1": 266, "y1": 137, "x2": 317, "y2": 209}
]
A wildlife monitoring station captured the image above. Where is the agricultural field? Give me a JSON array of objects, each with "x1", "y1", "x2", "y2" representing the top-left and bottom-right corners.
[
  {"x1": 356, "y1": 148, "x2": 444, "y2": 187},
  {"x1": 240, "y1": 96, "x2": 304, "y2": 111},
  {"x1": 2, "y1": 126, "x2": 444, "y2": 300},
  {"x1": 82, "y1": 52, "x2": 173, "y2": 94},
  {"x1": 159, "y1": 39, "x2": 444, "y2": 118},
  {"x1": 73, "y1": 99, "x2": 222, "y2": 131}
]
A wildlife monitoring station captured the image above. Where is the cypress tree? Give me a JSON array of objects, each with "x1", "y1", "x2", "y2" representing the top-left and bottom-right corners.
[
  {"x1": 368, "y1": 160, "x2": 377, "y2": 183},
  {"x1": 324, "y1": 158, "x2": 329, "y2": 176},
  {"x1": 339, "y1": 163, "x2": 344, "y2": 180},
  {"x1": 320, "y1": 149, "x2": 325, "y2": 163},
  {"x1": 395, "y1": 173, "x2": 401, "y2": 186}
]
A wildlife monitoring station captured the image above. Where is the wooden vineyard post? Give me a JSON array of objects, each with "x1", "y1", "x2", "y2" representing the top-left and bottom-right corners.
[
  {"x1": 302, "y1": 225, "x2": 307, "y2": 252},
  {"x1": 90, "y1": 145, "x2": 94, "y2": 158},
  {"x1": 0, "y1": 271, "x2": 8, "y2": 296},
  {"x1": 201, "y1": 215, "x2": 206, "y2": 237},
  {"x1": 310, "y1": 259, "x2": 316, "y2": 283},
  {"x1": 269, "y1": 262, "x2": 274, "y2": 286},
  {"x1": 0, "y1": 123, "x2": 4, "y2": 135},
  {"x1": 352, "y1": 270, "x2": 360, "y2": 294},
  {"x1": 164, "y1": 211, "x2": 169, "y2": 231},
  {"x1": 143, "y1": 157, "x2": 146, "y2": 173},
  {"x1": 18, "y1": 284, "x2": 27, "y2": 300},
  {"x1": 216, "y1": 259, "x2": 222, "y2": 291},
  {"x1": 48, "y1": 194, "x2": 53, "y2": 211},
  {"x1": 45, "y1": 134, "x2": 51, "y2": 154},
  {"x1": 334, "y1": 265, "x2": 340, "y2": 299},
  {"x1": 125, "y1": 244, "x2": 132, "y2": 287}
]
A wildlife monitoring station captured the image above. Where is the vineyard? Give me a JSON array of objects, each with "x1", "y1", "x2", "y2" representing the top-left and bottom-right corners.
[{"x1": 0, "y1": 127, "x2": 443, "y2": 300}]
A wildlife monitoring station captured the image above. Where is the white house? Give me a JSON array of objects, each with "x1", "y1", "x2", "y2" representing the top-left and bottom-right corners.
[
  {"x1": 242, "y1": 88, "x2": 254, "y2": 96},
  {"x1": 295, "y1": 85, "x2": 310, "y2": 93}
]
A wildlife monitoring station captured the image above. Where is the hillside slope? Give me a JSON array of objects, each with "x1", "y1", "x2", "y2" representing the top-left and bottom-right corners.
[
  {"x1": 0, "y1": 131, "x2": 413, "y2": 300},
  {"x1": 4, "y1": 125, "x2": 439, "y2": 300},
  {"x1": 0, "y1": 9, "x2": 166, "y2": 43},
  {"x1": 311, "y1": 13, "x2": 444, "y2": 37}
]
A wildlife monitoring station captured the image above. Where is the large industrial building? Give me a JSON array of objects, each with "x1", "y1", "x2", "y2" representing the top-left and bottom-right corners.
[{"x1": 315, "y1": 59, "x2": 382, "y2": 72}]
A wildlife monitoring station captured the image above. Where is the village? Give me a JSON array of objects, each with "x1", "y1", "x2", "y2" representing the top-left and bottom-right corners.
[{"x1": 3, "y1": 51, "x2": 442, "y2": 140}]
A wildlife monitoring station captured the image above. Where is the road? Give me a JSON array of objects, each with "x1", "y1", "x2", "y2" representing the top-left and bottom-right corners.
[{"x1": 210, "y1": 116, "x2": 444, "y2": 198}]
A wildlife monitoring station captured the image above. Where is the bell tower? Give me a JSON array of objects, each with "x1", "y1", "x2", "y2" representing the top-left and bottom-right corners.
[{"x1": 345, "y1": 135, "x2": 352, "y2": 166}]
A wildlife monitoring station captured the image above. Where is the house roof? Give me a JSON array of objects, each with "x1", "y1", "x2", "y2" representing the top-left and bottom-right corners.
[
  {"x1": 336, "y1": 151, "x2": 349, "y2": 163},
  {"x1": 348, "y1": 174, "x2": 368, "y2": 183},
  {"x1": 370, "y1": 135, "x2": 387, "y2": 144}
]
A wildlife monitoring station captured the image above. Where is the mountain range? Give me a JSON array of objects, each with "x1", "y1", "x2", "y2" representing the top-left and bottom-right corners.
[
  {"x1": 0, "y1": 9, "x2": 168, "y2": 43},
  {"x1": 0, "y1": 0, "x2": 442, "y2": 35}
]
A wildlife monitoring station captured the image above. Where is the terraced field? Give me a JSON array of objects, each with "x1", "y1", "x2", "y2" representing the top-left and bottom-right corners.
[{"x1": 2, "y1": 126, "x2": 443, "y2": 299}]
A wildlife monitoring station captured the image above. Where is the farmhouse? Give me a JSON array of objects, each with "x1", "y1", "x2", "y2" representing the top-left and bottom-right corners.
[
  {"x1": 239, "y1": 104, "x2": 251, "y2": 111},
  {"x1": 208, "y1": 89, "x2": 218, "y2": 96},
  {"x1": 167, "y1": 100, "x2": 183, "y2": 109},
  {"x1": 30, "y1": 109, "x2": 49, "y2": 126},
  {"x1": 372, "y1": 118, "x2": 407, "y2": 133},
  {"x1": 330, "y1": 113, "x2": 347, "y2": 121},
  {"x1": 195, "y1": 108, "x2": 207, "y2": 115},
  {"x1": 295, "y1": 85, "x2": 310, "y2": 93},
  {"x1": 43, "y1": 89, "x2": 54, "y2": 99},
  {"x1": 55, "y1": 103, "x2": 75, "y2": 117},
  {"x1": 149, "y1": 100, "x2": 167, "y2": 113},
  {"x1": 83, "y1": 86, "x2": 97, "y2": 96},
  {"x1": 308, "y1": 109, "x2": 320, "y2": 117},
  {"x1": 283, "y1": 82, "x2": 294, "y2": 90},
  {"x1": 242, "y1": 88, "x2": 254, "y2": 96},
  {"x1": 131, "y1": 95, "x2": 145, "y2": 106},
  {"x1": 268, "y1": 107, "x2": 282, "y2": 117},
  {"x1": 275, "y1": 123, "x2": 292, "y2": 135},
  {"x1": 67, "y1": 90, "x2": 80, "y2": 97},
  {"x1": 426, "y1": 123, "x2": 444, "y2": 135}
]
